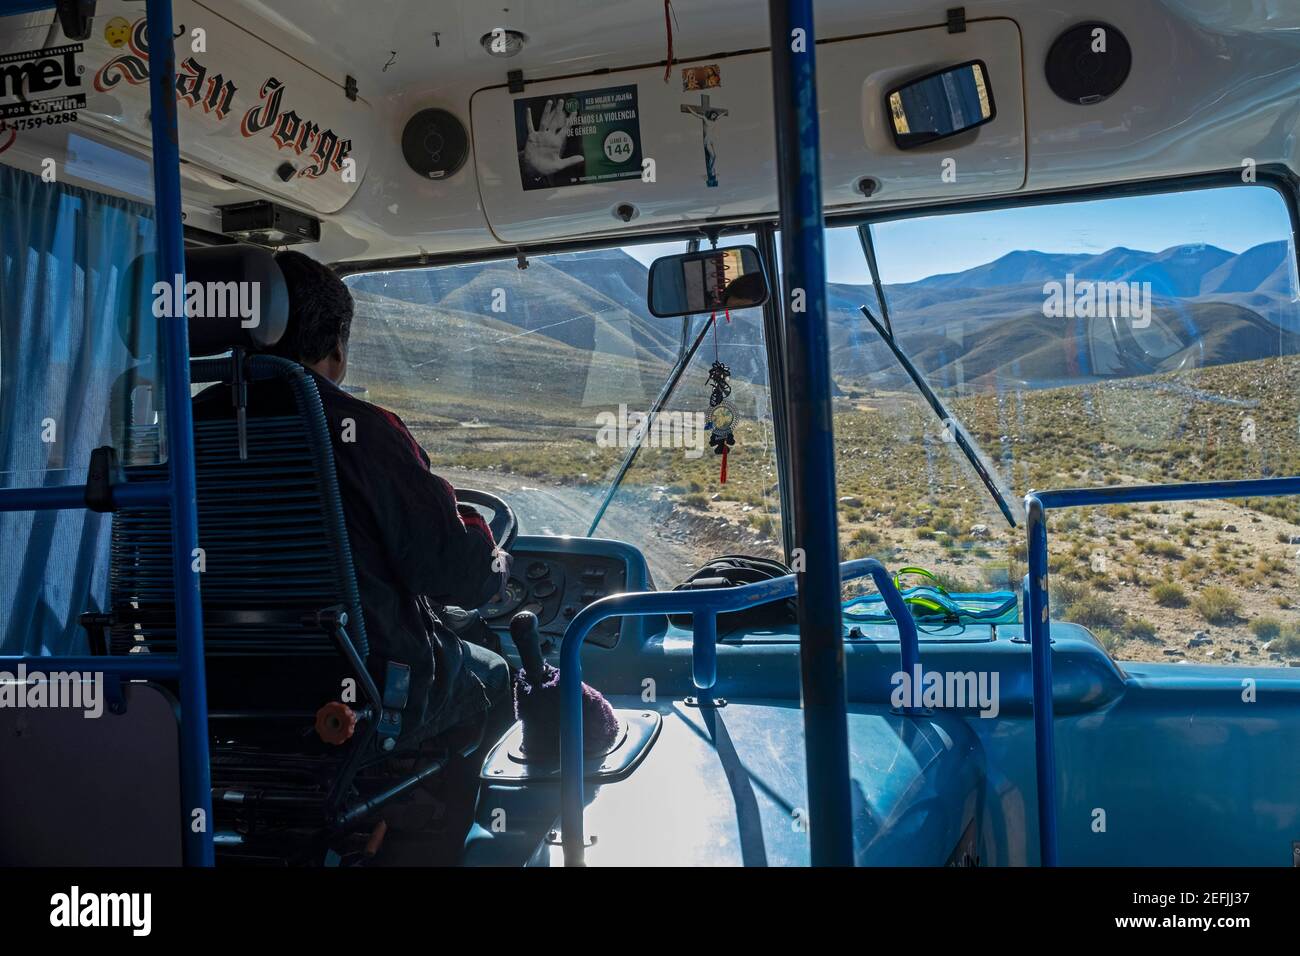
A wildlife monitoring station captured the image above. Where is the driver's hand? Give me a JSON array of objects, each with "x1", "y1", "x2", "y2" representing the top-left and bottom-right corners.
[
  {"x1": 520, "y1": 99, "x2": 584, "y2": 178},
  {"x1": 492, "y1": 548, "x2": 514, "y2": 601}
]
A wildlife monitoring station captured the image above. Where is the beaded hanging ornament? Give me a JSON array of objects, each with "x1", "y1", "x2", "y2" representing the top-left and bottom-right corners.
[
  {"x1": 705, "y1": 341, "x2": 737, "y2": 483},
  {"x1": 701, "y1": 250, "x2": 739, "y2": 483}
]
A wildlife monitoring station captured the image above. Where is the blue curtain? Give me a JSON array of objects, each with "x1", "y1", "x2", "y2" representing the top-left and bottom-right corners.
[{"x1": 0, "y1": 163, "x2": 157, "y2": 655}]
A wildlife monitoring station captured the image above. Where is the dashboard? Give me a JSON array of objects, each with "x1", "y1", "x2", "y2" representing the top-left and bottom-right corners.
[{"x1": 478, "y1": 549, "x2": 629, "y2": 649}]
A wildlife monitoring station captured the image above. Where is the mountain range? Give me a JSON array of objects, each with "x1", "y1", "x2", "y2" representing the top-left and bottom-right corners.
[{"x1": 348, "y1": 240, "x2": 1300, "y2": 394}]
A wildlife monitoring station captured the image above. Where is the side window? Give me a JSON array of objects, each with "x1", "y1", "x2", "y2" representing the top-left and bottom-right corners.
[
  {"x1": 1, "y1": 162, "x2": 163, "y2": 486},
  {"x1": 831, "y1": 183, "x2": 1300, "y2": 665}
]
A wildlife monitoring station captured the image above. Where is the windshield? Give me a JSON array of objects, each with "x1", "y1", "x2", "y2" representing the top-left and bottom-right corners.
[
  {"x1": 829, "y1": 182, "x2": 1300, "y2": 662},
  {"x1": 342, "y1": 237, "x2": 783, "y2": 587}
]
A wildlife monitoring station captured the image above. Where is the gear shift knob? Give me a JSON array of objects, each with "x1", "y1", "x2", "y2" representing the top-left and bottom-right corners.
[
  {"x1": 506, "y1": 609, "x2": 620, "y2": 761},
  {"x1": 508, "y1": 610, "x2": 546, "y2": 684}
]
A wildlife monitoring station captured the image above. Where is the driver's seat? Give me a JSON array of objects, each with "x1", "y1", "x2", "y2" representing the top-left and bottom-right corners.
[{"x1": 84, "y1": 245, "x2": 480, "y2": 865}]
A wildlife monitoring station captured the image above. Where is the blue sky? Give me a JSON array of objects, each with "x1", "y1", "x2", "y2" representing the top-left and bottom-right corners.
[{"x1": 626, "y1": 184, "x2": 1294, "y2": 286}]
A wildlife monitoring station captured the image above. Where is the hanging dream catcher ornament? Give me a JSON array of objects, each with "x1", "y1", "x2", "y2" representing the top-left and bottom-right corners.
[
  {"x1": 701, "y1": 249, "x2": 738, "y2": 483},
  {"x1": 705, "y1": 358, "x2": 737, "y2": 483}
]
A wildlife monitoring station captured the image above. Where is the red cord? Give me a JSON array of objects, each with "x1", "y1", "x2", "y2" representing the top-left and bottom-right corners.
[{"x1": 719, "y1": 445, "x2": 728, "y2": 484}]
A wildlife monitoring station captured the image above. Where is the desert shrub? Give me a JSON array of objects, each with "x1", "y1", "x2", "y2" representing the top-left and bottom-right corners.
[
  {"x1": 1249, "y1": 617, "x2": 1282, "y2": 641},
  {"x1": 1050, "y1": 577, "x2": 1086, "y2": 608},
  {"x1": 1144, "y1": 539, "x2": 1183, "y2": 559},
  {"x1": 980, "y1": 563, "x2": 1012, "y2": 589},
  {"x1": 850, "y1": 527, "x2": 881, "y2": 547},
  {"x1": 1121, "y1": 616, "x2": 1157, "y2": 641},
  {"x1": 933, "y1": 572, "x2": 981, "y2": 594},
  {"x1": 1095, "y1": 628, "x2": 1123, "y2": 654},
  {"x1": 1193, "y1": 586, "x2": 1241, "y2": 625},
  {"x1": 1117, "y1": 566, "x2": 1146, "y2": 587},
  {"x1": 1150, "y1": 581, "x2": 1187, "y2": 608},
  {"x1": 1062, "y1": 589, "x2": 1123, "y2": 629},
  {"x1": 1274, "y1": 625, "x2": 1300, "y2": 656}
]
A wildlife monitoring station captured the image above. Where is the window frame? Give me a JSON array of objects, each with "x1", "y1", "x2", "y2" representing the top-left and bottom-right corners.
[{"x1": 327, "y1": 166, "x2": 1300, "y2": 567}]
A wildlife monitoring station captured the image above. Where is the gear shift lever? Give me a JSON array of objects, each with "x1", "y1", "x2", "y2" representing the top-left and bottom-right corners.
[
  {"x1": 506, "y1": 609, "x2": 620, "y2": 761},
  {"x1": 508, "y1": 610, "x2": 547, "y2": 686}
]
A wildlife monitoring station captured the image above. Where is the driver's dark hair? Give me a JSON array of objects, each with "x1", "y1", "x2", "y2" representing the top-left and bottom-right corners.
[{"x1": 269, "y1": 250, "x2": 353, "y2": 364}]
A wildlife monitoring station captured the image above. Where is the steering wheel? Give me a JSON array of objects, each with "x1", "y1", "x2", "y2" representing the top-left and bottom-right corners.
[{"x1": 454, "y1": 488, "x2": 519, "y2": 552}]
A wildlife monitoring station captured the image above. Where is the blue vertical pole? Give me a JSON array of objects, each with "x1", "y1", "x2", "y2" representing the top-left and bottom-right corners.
[
  {"x1": 692, "y1": 613, "x2": 717, "y2": 690},
  {"x1": 1024, "y1": 494, "x2": 1059, "y2": 866},
  {"x1": 145, "y1": 0, "x2": 214, "y2": 866},
  {"x1": 768, "y1": 0, "x2": 854, "y2": 866}
]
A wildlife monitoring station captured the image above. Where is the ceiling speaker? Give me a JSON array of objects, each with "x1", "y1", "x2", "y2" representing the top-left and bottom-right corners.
[
  {"x1": 401, "y1": 108, "x2": 469, "y2": 179},
  {"x1": 1045, "y1": 22, "x2": 1131, "y2": 105}
]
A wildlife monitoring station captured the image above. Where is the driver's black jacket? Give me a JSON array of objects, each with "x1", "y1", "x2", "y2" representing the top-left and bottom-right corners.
[{"x1": 193, "y1": 368, "x2": 500, "y2": 732}]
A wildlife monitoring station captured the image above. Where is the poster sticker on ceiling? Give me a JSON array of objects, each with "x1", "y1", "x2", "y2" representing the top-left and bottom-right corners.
[
  {"x1": 681, "y1": 65, "x2": 721, "y2": 91},
  {"x1": 514, "y1": 84, "x2": 642, "y2": 190},
  {"x1": 0, "y1": 42, "x2": 86, "y2": 124}
]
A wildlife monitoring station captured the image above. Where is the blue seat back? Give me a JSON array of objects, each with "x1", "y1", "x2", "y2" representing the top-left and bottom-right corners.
[{"x1": 108, "y1": 357, "x2": 370, "y2": 711}]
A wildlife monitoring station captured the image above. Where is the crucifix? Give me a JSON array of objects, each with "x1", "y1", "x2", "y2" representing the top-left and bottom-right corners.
[{"x1": 681, "y1": 93, "x2": 728, "y2": 188}]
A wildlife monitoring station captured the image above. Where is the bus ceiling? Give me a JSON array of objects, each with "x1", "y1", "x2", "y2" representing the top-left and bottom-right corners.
[{"x1": 1, "y1": 1, "x2": 1299, "y2": 266}]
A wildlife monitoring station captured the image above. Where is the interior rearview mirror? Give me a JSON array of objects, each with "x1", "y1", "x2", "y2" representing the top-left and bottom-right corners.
[
  {"x1": 886, "y1": 60, "x2": 995, "y2": 150},
  {"x1": 646, "y1": 245, "x2": 769, "y2": 318}
]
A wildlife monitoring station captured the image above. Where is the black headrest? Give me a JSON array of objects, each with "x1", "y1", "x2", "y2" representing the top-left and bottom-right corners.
[
  {"x1": 183, "y1": 245, "x2": 290, "y2": 356},
  {"x1": 120, "y1": 244, "x2": 290, "y2": 358}
]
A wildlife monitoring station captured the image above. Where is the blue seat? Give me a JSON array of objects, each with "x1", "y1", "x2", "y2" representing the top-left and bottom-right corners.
[{"x1": 82, "y1": 246, "x2": 476, "y2": 864}]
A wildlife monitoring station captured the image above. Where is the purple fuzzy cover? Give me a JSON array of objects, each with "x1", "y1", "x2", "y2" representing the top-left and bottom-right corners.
[{"x1": 514, "y1": 663, "x2": 620, "y2": 760}]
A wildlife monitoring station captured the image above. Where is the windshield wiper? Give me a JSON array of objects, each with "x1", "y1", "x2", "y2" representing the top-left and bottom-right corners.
[
  {"x1": 855, "y1": 224, "x2": 1016, "y2": 528},
  {"x1": 586, "y1": 308, "x2": 707, "y2": 537},
  {"x1": 588, "y1": 239, "x2": 707, "y2": 537},
  {"x1": 858, "y1": 305, "x2": 1016, "y2": 528}
]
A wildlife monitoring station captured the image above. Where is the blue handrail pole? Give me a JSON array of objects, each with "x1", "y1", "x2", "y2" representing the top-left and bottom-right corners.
[
  {"x1": 768, "y1": 0, "x2": 853, "y2": 866},
  {"x1": 1036, "y1": 475, "x2": 1300, "y2": 510},
  {"x1": 1023, "y1": 474, "x2": 1300, "y2": 867},
  {"x1": 145, "y1": 0, "x2": 214, "y2": 867},
  {"x1": 692, "y1": 613, "x2": 718, "y2": 690},
  {"x1": 1024, "y1": 494, "x2": 1059, "y2": 866},
  {"x1": 0, "y1": 480, "x2": 175, "y2": 512},
  {"x1": 557, "y1": 559, "x2": 914, "y2": 865}
]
